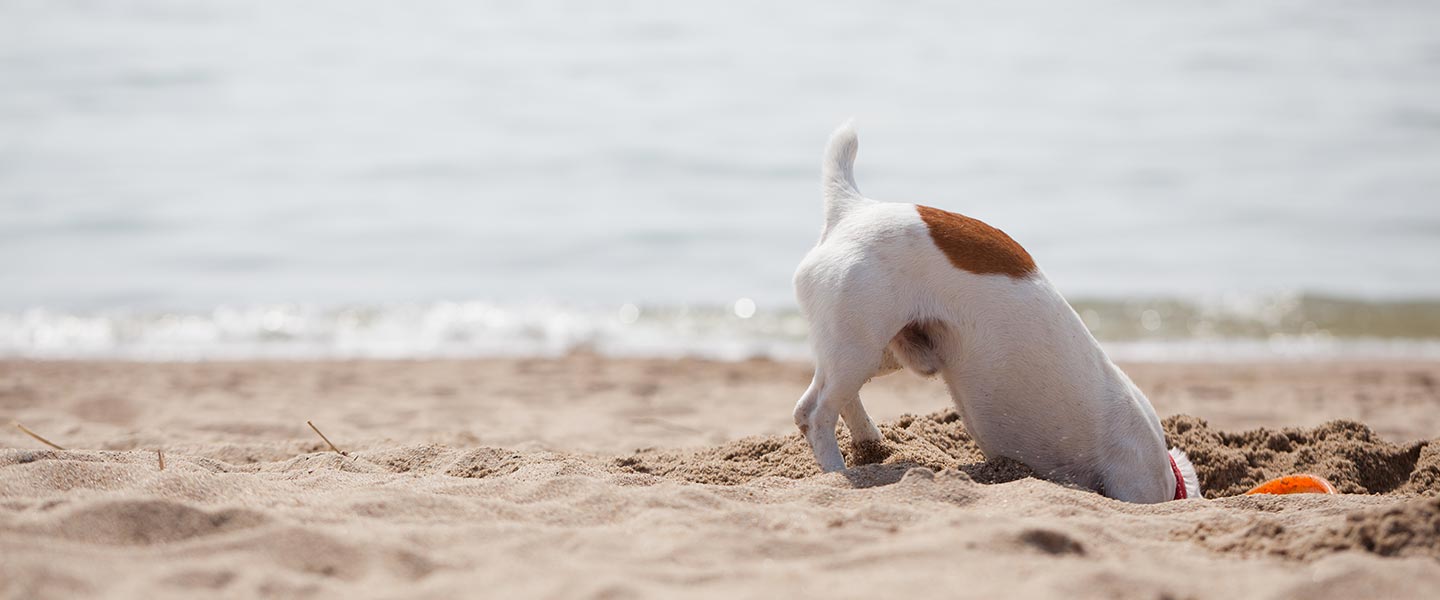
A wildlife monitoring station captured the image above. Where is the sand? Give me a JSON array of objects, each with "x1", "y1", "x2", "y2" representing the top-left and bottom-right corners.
[{"x1": 2, "y1": 357, "x2": 1438, "y2": 599}]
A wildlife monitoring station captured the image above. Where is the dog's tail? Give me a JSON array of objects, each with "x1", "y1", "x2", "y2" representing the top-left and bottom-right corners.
[{"x1": 821, "y1": 119, "x2": 866, "y2": 230}]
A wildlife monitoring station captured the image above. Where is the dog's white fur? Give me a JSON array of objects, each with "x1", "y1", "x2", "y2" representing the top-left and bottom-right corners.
[{"x1": 792, "y1": 122, "x2": 1201, "y2": 503}]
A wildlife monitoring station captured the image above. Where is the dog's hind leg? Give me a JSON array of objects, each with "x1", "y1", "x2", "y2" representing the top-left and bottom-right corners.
[
  {"x1": 842, "y1": 352, "x2": 888, "y2": 450},
  {"x1": 840, "y1": 392, "x2": 886, "y2": 464},
  {"x1": 841, "y1": 394, "x2": 883, "y2": 445},
  {"x1": 792, "y1": 376, "x2": 841, "y2": 470},
  {"x1": 793, "y1": 339, "x2": 884, "y2": 472},
  {"x1": 834, "y1": 322, "x2": 946, "y2": 465}
]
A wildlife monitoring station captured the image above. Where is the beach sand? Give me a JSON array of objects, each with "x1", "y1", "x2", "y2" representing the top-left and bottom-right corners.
[{"x1": 2, "y1": 357, "x2": 1438, "y2": 599}]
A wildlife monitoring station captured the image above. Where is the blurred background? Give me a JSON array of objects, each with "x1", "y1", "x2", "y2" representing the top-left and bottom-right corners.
[{"x1": 2, "y1": 0, "x2": 1438, "y2": 360}]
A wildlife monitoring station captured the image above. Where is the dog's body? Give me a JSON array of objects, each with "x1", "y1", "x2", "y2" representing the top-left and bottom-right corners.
[{"x1": 792, "y1": 122, "x2": 1201, "y2": 503}]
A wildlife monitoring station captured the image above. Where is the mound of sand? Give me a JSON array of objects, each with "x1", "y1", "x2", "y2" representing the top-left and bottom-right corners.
[
  {"x1": 612, "y1": 410, "x2": 1037, "y2": 487},
  {"x1": 1165, "y1": 415, "x2": 1438, "y2": 497},
  {"x1": 614, "y1": 409, "x2": 1438, "y2": 499}
]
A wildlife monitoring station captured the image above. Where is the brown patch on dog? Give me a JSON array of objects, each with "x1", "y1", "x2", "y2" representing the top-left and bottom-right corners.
[{"x1": 916, "y1": 205, "x2": 1036, "y2": 278}]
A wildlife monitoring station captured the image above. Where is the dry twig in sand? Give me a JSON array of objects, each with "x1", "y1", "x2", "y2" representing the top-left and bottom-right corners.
[
  {"x1": 13, "y1": 421, "x2": 65, "y2": 451},
  {"x1": 157, "y1": 449, "x2": 165, "y2": 471},
  {"x1": 306, "y1": 420, "x2": 349, "y2": 456}
]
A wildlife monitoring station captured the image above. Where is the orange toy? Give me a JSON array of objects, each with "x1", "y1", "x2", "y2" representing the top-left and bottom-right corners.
[{"x1": 1244, "y1": 474, "x2": 1338, "y2": 495}]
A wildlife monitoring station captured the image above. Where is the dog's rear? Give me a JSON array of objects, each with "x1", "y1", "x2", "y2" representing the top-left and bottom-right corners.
[{"x1": 793, "y1": 122, "x2": 1201, "y2": 502}]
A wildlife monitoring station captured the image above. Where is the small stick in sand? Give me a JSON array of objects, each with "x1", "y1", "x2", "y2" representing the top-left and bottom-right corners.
[
  {"x1": 157, "y1": 449, "x2": 166, "y2": 471},
  {"x1": 306, "y1": 420, "x2": 349, "y2": 456},
  {"x1": 13, "y1": 421, "x2": 65, "y2": 451}
]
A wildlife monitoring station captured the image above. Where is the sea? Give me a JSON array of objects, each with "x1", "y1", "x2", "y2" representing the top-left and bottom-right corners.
[{"x1": 3, "y1": 0, "x2": 1439, "y2": 360}]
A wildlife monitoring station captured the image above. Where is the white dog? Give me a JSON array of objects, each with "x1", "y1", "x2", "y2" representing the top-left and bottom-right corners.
[{"x1": 792, "y1": 122, "x2": 1200, "y2": 503}]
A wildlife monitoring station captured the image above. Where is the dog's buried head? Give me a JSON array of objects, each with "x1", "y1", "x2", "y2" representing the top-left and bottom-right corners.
[{"x1": 792, "y1": 121, "x2": 1201, "y2": 503}]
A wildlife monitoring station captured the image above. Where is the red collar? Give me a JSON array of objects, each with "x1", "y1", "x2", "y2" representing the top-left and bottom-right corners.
[{"x1": 1169, "y1": 454, "x2": 1187, "y2": 500}]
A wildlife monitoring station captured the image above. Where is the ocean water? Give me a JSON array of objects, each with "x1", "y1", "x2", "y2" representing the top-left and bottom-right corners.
[{"x1": 3, "y1": 1, "x2": 1439, "y2": 360}]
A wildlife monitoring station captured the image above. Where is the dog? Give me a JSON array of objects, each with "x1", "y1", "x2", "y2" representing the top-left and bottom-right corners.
[{"x1": 791, "y1": 122, "x2": 1200, "y2": 503}]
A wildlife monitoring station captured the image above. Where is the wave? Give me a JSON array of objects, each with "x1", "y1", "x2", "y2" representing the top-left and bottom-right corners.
[{"x1": 4, "y1": 294, "x2": 1440, "y2": 362}]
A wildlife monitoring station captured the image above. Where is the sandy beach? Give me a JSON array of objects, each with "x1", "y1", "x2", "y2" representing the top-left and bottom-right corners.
[
  {"x1": 1, "y1": 357, "x2": 1437, "y2": 599},
  {"x1": 6, "y1": 1, "x2": 1440, "y2": 598}
]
